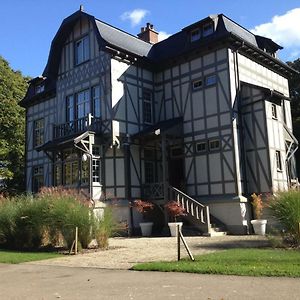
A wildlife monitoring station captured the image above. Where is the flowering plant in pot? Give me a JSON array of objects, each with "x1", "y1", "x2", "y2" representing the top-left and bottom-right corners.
[
  {"x1": 133, "y1": 199, "x2": 154, "y2": 236},
  {"x1": 164, "y1": 201, "x2": 186, "y2": 236},
  {"x1": 250, "y1": 193, "x2": 267, "y2": 235}
]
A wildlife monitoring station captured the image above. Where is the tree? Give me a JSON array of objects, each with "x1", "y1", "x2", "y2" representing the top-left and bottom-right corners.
[
  {"x1": 287, "y1": 59, "x2": 300, "y2": 176},
  {"x1": 0, "y1": 56, "x2": 29, "y2": 194}
]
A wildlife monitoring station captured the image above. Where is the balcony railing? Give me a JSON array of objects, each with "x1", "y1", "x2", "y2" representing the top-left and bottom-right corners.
[{"x1": 53, "y1": 115, "x2": 102, "y2": 139}]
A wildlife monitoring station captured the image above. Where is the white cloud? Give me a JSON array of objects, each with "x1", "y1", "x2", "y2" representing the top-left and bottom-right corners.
[
  {"x1": 158, "y1": 31, "x2": 171, "y2": 42},
  {"x1": 251, "y1": 8, "x2": 300, "y2": 60},
  {"x1": 121, "y1": 9, "x2": 149, "y2": 27}
]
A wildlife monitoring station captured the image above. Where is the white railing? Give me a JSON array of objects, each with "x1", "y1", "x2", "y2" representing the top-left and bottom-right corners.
[{"x1": 169, "y1": 186, "x2": 211, "y2": 233}]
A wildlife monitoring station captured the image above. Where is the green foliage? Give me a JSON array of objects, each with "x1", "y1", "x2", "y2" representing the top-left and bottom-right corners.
[
  {"x1": 94, "y1": 208, "x2": 116, "y2": 249},
  {"x1": 0, "y1": 56, "x2": 30, "y2": 194},
  {"x1": 133, "y1": 248, "x2": 300, "y2": 277},
  {"x1": 0, "y1": 250, "x2": 61, "y2": 264},
  {"x1": 0, "y1": 188, "x2": 116, "y2": 250},
  {"x1": 269, "y1": 190, "x2": 300, "y2": 246},
  {"x1": 0, "y1": 189, "x2": 94, "y2": 250}
]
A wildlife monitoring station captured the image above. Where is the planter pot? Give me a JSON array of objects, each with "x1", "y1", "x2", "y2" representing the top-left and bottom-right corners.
[
  {"x1": 168, "y1": 222, "x2": 183, "y2": 237},
  {"x1": 139, "y1": 222, "x2": 153, "y2": 237},
  {"x1": 251, "y1": 219, "x2": 267, "y2": 235}
]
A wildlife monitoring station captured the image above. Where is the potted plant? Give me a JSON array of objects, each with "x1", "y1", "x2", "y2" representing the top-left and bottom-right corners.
[
  {"x1": 164, "y1": 201, "x2": 186, "y2": 237},
  {"x1": 250, "y1": 193, "x2": 267, "y2": 235},
  {"x1": 133, "y1": 199, "x2": 154, "y2": 236}
]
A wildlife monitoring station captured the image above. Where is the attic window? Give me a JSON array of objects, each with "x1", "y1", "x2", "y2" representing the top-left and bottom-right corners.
[
  {"x1": 75, "y1": 35, "x2": 90, "y2": 65},
  {"x1": 35, "y1": 84, "x2": 45, "y2": 94},
  {"x1": 203, "y1": 23, "x2": 214, "y2": 37},
  {"x1": 191, "y1": 28, "x2": 201, "y2": 42},
  {"x1": 192, "y1": 79, "x2": 203, "y2": 90}
]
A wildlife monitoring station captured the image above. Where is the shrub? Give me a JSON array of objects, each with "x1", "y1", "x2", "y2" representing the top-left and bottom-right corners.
[
  {"x1": 269, "y1": 190, "x2": 300, "y2": 246},
  {"x1": 251, "y1": 193, "x2": 264, "y2": 219},
  {"x1": 94, "y1": 207, "x2": 116, "y2": 249},
  {"x1": 164, "y1": 201, "x2": 186, "y2": 222}
]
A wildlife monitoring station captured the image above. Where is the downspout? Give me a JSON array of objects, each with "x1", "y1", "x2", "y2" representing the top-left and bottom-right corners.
[
  {"x1": 232, "y1": 41, "x2": 248, "y2": 196},
  {"x1": 123, "y1": 134, "x2": 134, "y2": 236}
]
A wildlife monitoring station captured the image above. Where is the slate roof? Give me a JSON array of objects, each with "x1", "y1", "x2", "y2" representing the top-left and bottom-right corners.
[
  {"x1": 20, "y1": 9, "x2": 296, "y2": 107},
  {"x1": 95, "y1": 19, "x2": 152, "y2": 57}
]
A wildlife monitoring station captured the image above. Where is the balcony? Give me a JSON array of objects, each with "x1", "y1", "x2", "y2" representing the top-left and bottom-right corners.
[{"x1": 53, "y1": 115, "x2": 102, "y2": 139}]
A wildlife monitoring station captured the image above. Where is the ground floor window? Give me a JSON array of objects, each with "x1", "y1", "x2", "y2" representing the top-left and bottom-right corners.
[
  {"x1": 32, "y1": 165, "x2": 44, "y2": 193},
  {"x1": 53, "y1": 148, "x2": 101, "y2": 187}
]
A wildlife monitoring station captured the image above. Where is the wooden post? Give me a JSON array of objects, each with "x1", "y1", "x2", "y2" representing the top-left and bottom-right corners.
[
  {"x1": 177, "y1": 224, "x2": 180, "y2": 261},
  {"x1": 179, "y1": 230, "x2": 195, "y2": 261},
  {"x1": 298, "y1": 223, "x2": 300, "y2": 238},
  {"x1": 75, "y1": 227, "x2": 78, "y2": 255}
]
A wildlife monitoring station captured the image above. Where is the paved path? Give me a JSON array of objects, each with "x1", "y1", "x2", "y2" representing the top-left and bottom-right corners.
[
  {"x1": 1, "y1": 263, "x2": 299, "y2": 300},
  {"x1": 28, "y1": 235, "x2": 270, "y2": 269}
]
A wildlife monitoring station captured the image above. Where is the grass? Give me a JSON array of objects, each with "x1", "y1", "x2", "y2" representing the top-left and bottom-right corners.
[
  {"x1": 132, "y1": 248, "x2": 300, "y2": 277},
  {"x1": 0, "y1": 250, "x2": 61, "y2": 264}
]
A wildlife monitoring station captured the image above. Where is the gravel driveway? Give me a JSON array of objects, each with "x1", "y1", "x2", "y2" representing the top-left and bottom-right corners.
[{"x1": 28, "y1": 235, "x2": 270, "y2": 270}]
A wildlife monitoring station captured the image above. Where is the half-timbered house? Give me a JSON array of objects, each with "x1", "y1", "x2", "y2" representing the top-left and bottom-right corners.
[{"x1": 21, "y1": 7, "x2": 298, "y2": 234}]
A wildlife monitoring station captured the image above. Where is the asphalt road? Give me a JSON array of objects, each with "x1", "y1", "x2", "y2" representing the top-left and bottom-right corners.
[{"x1": 0, "y1": 263, "x2": 299, "y2": 300}]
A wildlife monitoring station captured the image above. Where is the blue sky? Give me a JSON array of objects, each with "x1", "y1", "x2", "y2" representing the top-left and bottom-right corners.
[{"x1": 1, "y1": 0, "x2": 300, "y2": 77}]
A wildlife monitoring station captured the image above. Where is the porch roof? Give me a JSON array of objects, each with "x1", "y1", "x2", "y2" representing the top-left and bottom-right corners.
[
  {"x1": 133, "y1": 117, "x2": 183, "y2": 140},
  {"x1": 35, "y1": 131, "x2": 95, "y2": 152}
]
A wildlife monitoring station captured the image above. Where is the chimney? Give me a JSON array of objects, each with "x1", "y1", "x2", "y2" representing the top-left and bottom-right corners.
[{"x1": 137, "y1": 23, "x2": 159, "y2": 44}]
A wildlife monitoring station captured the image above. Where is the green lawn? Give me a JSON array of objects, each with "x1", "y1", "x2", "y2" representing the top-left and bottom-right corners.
[
  {"x1": 132, "y1": 248, "x2": 300, "y2": 277},
  {"x1": 0, "y1": 250, "x2": 61, "y2": 264}
]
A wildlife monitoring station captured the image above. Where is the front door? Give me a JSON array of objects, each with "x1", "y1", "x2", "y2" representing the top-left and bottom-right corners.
[{"x1": 168, "y1": 146, "x2": 185, "y2": 190}]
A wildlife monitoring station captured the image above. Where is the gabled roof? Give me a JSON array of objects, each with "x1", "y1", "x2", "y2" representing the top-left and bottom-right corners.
[{"x1": 21, "y1": 9, "x2": 297, "y2": 107}]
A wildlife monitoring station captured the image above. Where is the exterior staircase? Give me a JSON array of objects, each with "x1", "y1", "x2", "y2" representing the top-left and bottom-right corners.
[{"x1": 169, "y1": 186, "x2": 227, "y2": 236}]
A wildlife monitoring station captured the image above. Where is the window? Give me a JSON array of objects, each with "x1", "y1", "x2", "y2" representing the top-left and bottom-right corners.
[
  {"x1": 191, "y1": 28, "x2": 201, "y2": 42},
  {"x1": 92, "y1": 86, "x2": 101, "y2": 118},
  {"x1": 276, "y1": 150, "x2": 282, "y2": 171},
  {"x1": 192, "y1": 79, "x2": 203, "y2": 90},
  {"x1": 66, "y1": 95, "x2": 75, "y2": 122},
  {"x1": 203, "y1": 23, "x2": 214, "y2": 37},
  {"x1": 209, "y1": 139, "x2": 220, "y2": 151},
  {"x1": 54, "y1": 164, "x2": 62, "y2": 186},
  {"x1": 81, "y1": 160, "x2": 89, "y2": 185},
  {"x1": 144, "y1": 161, "x2": 155, "y2": 183},
  {"x1": 76, "y1": 89, "x2": 90, "y2": 119},
  {"x1": 63, "y1": 150, "x2": 79, "y2": 186},
  {"x1": 271, "y1": 104, "x2": 277, "y2": 119},
  {"x1": 143, "y1": 89, "x2": 153, "y2": 124},
  {"x1": 32, "y1": 165, "x2": 43, "y2": 193},
  {"x1": 92, "y1": 159, "x2": 101, "y2": 183},
  {"x1": 92, "y1": 145, "x2": 101, "y2": 156},
  {"x1": 205, "y1": 74, "x2": 217, "y2": 86},
  {"x1": 35, "y1": 84, "x2": 44, "y2": 94},
  {"x1": 196, "y1": 142, "x2": 206, "y2": 153},
  {"x1": 75, "y1": 35, "x2": 89, "y2": 65},
  {"x1": 33, "y1": 119, "x2": 44, "y2": 147}
]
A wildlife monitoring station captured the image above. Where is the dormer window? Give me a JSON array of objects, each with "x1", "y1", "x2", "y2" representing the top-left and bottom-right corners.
[
  {"x1": 203, "y1": 23, "x2": 214, "y2": 37},
  {"x1": 191, "y1": 28, "x2": 201, "y2": 42},
  {"x1": 35, "y1": 84, "x2": 44, "y2": 94},
  {"x1": 75, "y1": 35, "x2": 90, "y2": 65}
]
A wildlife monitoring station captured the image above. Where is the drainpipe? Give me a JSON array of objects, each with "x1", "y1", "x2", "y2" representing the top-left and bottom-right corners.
[
  {"x1": 123, "y1": 134, "x2": 134, "y2": 235},
  {"x1": 232, "y1": 41, "x2": 248, "y2": 196}
]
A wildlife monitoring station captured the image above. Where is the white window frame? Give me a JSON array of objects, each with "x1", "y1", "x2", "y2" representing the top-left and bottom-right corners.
[
  {"x1": 33, "y1": 118, "x2": 44, "y2": 148},
  {"x1": 271, "y1": 103, "x2": 278, "y2": 120},
  {"x1": 203, "y1": 23, "x2": 214, "y2": 37},
  {"x1": 205, "y1": 74, "x2": 217, "y2": 86},
  {"x1": 143, "y1": 89, "x2": 153, "y2": 124},
  {"x1": 275, "y1": 150, "x2": 282, "y2": 172},
  {"x1": 191, "y1": 28, "x2": 201, "y2": 42},
  {"x1": 196, "y1": 142, "x2": 207, "y2": 153},
  {"x1": 192, "y1": 79, "x2": 203, "y2": 90},
  {"x1": 75, "y1": 35, "x2": 90, "y2": 65},
  {"x1": 209, "y1": 139, "x2": 220, "y2": 151}
]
